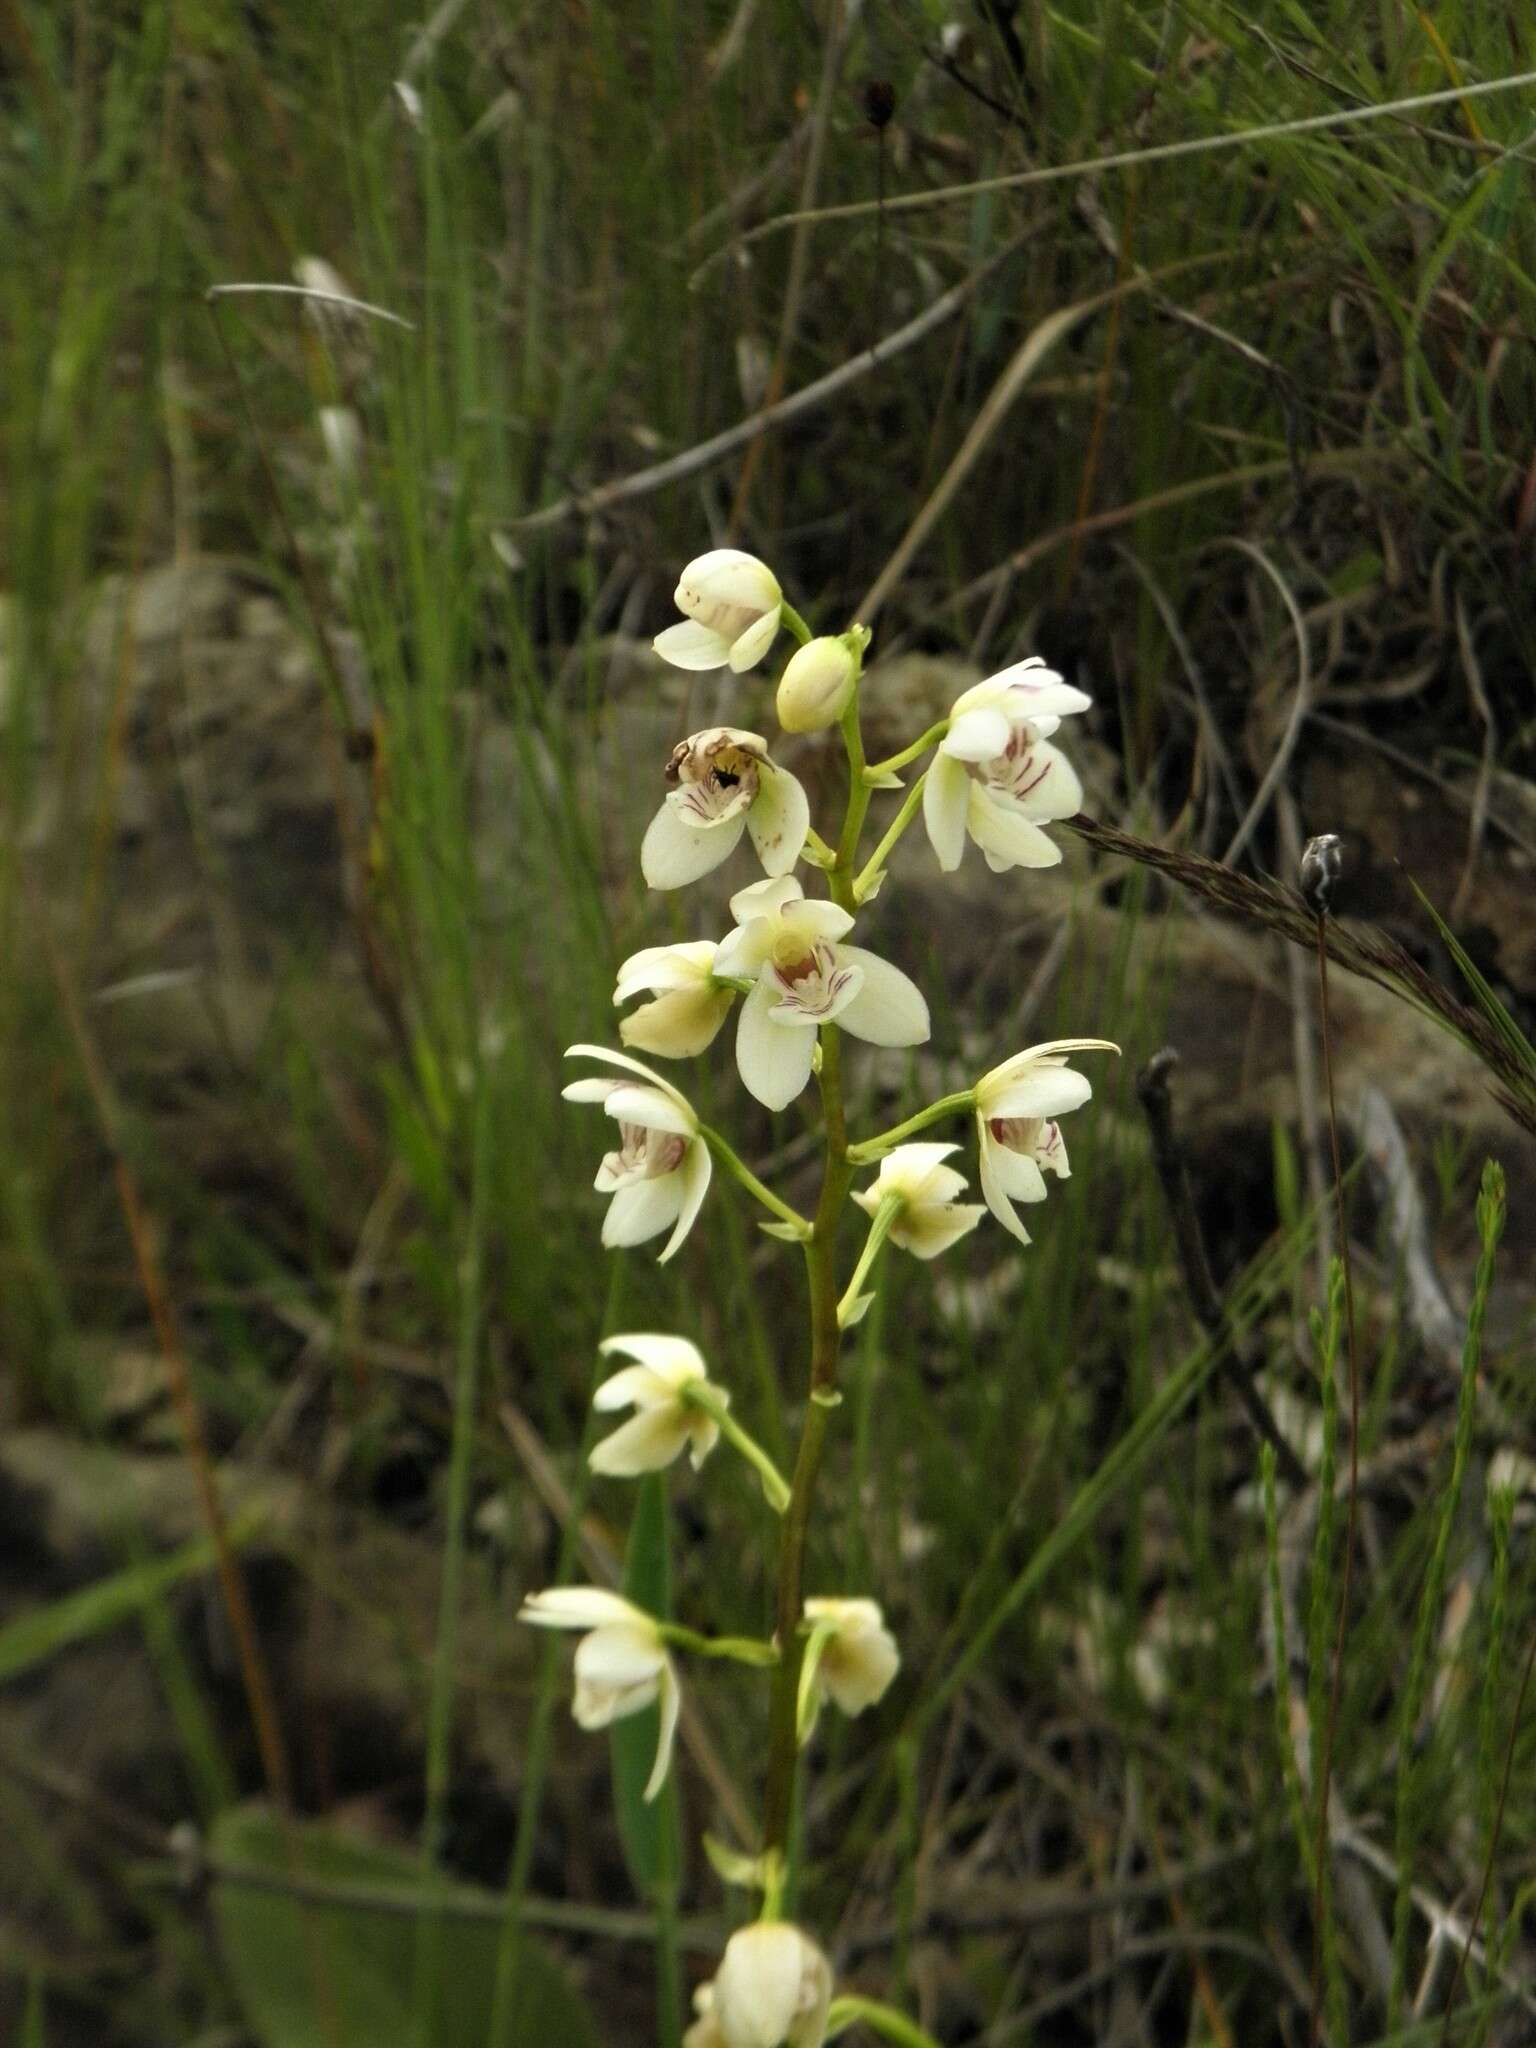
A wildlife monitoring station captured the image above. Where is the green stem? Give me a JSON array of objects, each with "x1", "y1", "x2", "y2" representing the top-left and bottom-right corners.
[
  {"x1": 847, "y1": 1091, "x2": 976, "y2": 1164},
  {"x1": 413, "y1": 1069, "x2": 492, "y2": 2044},
  {"x1": 780, "y1": 600, "x2": 813, "y2": 646},
  {"x1": 761, "y1": 1027, "x2": 851, "y2": 1855},
  {"x1": 863, "y1": 719, "x2": 949, "y2": 783},
  {"x1": 661, "y1": 1624, "x2": 779, "y2": 1667},
  {"x1": 690, "y1": 1391, "x2": 792, "y2": 1511},
  {"x1": 853, "y1": 769, "x2": 929, "y2": 902},
  {"x1": 803, "y1": 825, "x2": 838, "y2": 868},
  {"x1": 836, "y1": 1196, "x2": 901, "y2": 1326},
  {"x1": 831, "y1": 703, "x2": 871, "y2": 911},
  {"x1": 827, "y1": 1996, "x2": 944, "y2": 2047},
  {"x1": 701, "y1": 1126, "x2": 813, "y2": 1237}
]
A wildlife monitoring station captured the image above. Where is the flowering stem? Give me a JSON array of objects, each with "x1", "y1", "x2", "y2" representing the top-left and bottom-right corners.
[
  {"x1": 762, "y1": 1024, "x2": 852, "y2": 1856},
  {"x1": 689, "y1": 1390, "x2": 792, "y2": 1512},
  {"x1": 831, "y1": 701, "x2": 872, "y2": 910},
  {"x1": 836, "y1": 1195, "x2": 901, "y2": 1327},
  {"x1": 700, "y1": 1126, "x2": 813, "y2": 1238},
  {"x1": 803, "y1": 826, "x2": 838, "y2": 868},
  {"x1": 863, "y1": 719, "x2": 949, "y2": 783},
  {"x1": 846, "y1": 1091, "x2": 976, "y2": 1164},
  {"x1": 853, "y1": 769, "x2": 929, "y2": 902},
  {"x1": 780, "y1": 601, "x2": 813, "y2": 646}
]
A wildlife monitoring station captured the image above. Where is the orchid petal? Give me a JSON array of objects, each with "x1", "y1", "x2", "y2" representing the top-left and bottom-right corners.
[
  {"x1": 922, "y1": 752, "x2": 970, "y2": 871},
  {"x1": 652, "y1": 618, "x2": 732, "y2": 670},
  {"x1": 589, "y1": 1407, "x2": 691, "y2": 1476},
  {"x1": 736, "y1": 975, "x2": 817, "y2": 1111},
  {"x1": 728, "y1": 606, "x2": 783, "y2": 672},
  {"x1": 520, "y1": 1587, "x2": 645, "y2": 1631},
  {"x1": 641, "y1": 799, "x2": 746, "y2": 889},
  {"x1": 834, "y1": 946, "x2": 931, "y2": 1048},
  {"x1": 942, "y1": 705, "x2": 1012, "y2": 762},
  {"x1": 966, "y1": 786, "x2": 1062, "y2": 870},
  {"x1": 603, "y1": 1176, "x2": 685, "y2": 1249},
  {"x1": 745, "y1": 763, "x2": 809, "y2": 875},
  {"x1": 598, "y1": 1332, "x2": 708, "y2": 1379},
  {"x1": 646, "y1": 1659, "x2": 682, "y2": 1802},
  {"x1": 983, "y1": 1068, "x2": 1093, "y2": 1121},
  {"x1": 659, "y1": 1139, "x2": 712, "y2": 1264}
]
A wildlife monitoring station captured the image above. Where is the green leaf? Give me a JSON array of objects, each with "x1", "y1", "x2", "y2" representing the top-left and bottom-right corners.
[
  {"x1": 609, "y1": 1475, "x2": 682, "y2": 1901},
  {"x1": 210, "y1": 1804, "x2": 600, "y2": 2048},
  {"x1": 0, "y1": 1524, "x2": 255, "y2": 1686}
]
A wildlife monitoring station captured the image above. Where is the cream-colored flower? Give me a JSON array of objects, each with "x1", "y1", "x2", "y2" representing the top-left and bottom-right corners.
[
  {"x1": 684, "y1": 1983, "x2": 729, "y2": 2048},
  {"x1": 653, "y1": 550, "x2": 784, "y2": 673},
  {"x1": 851, "y1": 1142, "x2": 984, "y2": 1258},
  {"x1": 615, "y1": 941, "x2": 736, "y2": 1058},
  {"x1": 517, "y1": 1587, "x2": 679, "y2": 1800},
  {"x1": 563, "y1": 1046, "x2": 712, "y2": 1262},
  {"x1": 776, "y1": 634, "x2": 858, "y2": 733},
  {"x1": 923, "y1": 657, "x2": 1090, "y2": 873},
  {"x1": 709, "y1": 1923, "x2": 832, "y2": 2048},
  {"x1": 800, "y1": 1597, "x2": 899, "y2": 1740},
  {"x1": 641, "y1": 728, "x2": 810, "y2": 891},
  {"x1": 590, "y1": 1333, "x2": 724, "y2": 1477},
  {"x1": 713, "y1": 877, "x2": 929, "y2": 1111},
  {"x1": 973, "y1": 1037, "x2": 1117, "y2": 1245}
]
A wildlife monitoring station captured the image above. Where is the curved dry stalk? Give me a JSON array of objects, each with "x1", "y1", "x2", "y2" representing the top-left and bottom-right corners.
[{"x1": 1062, "y1": 812, "x2": 1536, "y2": 1136}]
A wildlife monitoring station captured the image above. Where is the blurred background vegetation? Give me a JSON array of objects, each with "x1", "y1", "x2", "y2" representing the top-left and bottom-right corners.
[{"x1": 3, "y1": 1, "x2": 1536, "y2": 2043}]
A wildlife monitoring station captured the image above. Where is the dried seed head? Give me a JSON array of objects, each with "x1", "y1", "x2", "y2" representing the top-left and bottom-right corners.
[
  {"x1": 863, "y1": 78, "x2": 896, "y2": 129},
  {"x1": 1299, "y1": 833, "x2": 1343, "y2": 918}
]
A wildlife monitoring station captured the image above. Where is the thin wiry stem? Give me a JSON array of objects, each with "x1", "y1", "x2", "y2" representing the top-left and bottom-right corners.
[
  {"x1": 1439, "y1": 1622, "x2": 1536, "y2": 2038},
  {"x1": 716, "y1": 69, "x2": 1536, "y2": 255},
  {"x1": 1307, "y1": 920, "x2": 1362, "y2": 2048}
]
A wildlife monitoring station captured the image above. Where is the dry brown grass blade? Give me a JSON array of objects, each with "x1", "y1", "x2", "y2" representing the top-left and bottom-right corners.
[
  {"x1": 33, "y1": 884, "x2": 294, "y2": 1812},
  {"x1": 512, "y1": 231, "x2": 1034, "y2": 535},
  {"x1": 855, "y1": 265, "x2": 1220, "y2": 625},
  {"x1": 1063, "y1": 812, "x2": 1536, "y2": 1137}
]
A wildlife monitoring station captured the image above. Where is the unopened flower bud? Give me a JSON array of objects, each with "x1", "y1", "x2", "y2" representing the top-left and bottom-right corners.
[
  {"x1": 711, "y1": 1923, "x2": 832, "y2": 2048},
  {"x1": 776, "y1": 635, "x2": 859, "y2": 733}
]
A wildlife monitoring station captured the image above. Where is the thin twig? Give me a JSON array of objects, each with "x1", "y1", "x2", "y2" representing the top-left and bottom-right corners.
[
  {"x1": 205, "y1": 282, "x2": 415, "y2": 331},
  {"x1": 1306, "y1": 904, "x2": 1363, "y2": 2048},
  {"x1": 712, "y1": 70, "x2": 1536, "y2": 256},
  {"x1": 728, "y1": 0, "x2": 858, "y2": 528},
  {"x1": 31, "y1": 881, "x2": 293, "y2": 1811},
  {"x1": 1135, "y1": 1050, "x2": 1308, "y2": 1487},
  {"x1": 855, "y1": 268, "x2": 1177, "y2": 624},
  {"x1": 511, "y1": 235, "x2": 1032, "y2": 533}
]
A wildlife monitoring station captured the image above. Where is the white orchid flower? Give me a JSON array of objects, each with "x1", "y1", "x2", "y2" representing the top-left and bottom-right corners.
[
  {"x1": 702, "y1": 1923, "x2": 833, "y2": 2048},
  {"x1": 562, "y1": 1046, "x2": 711, "y2": 1262},
  {"x1": 974, "y1": 1037, "x2": 1118, "y2": 1245},
  {"x1": 923, "y1": 657, "x2": 1091, "y2": 873},
  {"x1": 713, "y1": 877, "x2": 930, "y2": 1112},
  {"x1": 517, "y1": 1587, "x2": 680, "y2": 1801},
  {"x1": 851, "y1": 1142, "x2": 985, "y2": 1258},
  {"x1": 641, "y1": 728, "x2": 810, "y2": 891},
  {"x1": 615, "y1": 940, "x2": 735, "y2": 1058},
  {"x1": 590, "y1": 1333, "x2": 724, "y2": 1477},
  {"x1": 684, "y1": 1985, "x2": 729, "y2": 2048},
  {"x1": 798, "y1": 1596, "x2": 899, "y2": 1742},
  {"x1": 653, "y1": 549, "x2": 784, "y2": 673}
]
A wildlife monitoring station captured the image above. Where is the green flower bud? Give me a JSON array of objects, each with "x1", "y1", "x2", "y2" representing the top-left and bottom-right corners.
[{"x1": 775, "y1": 633, "x2": 860, "y2": 733}]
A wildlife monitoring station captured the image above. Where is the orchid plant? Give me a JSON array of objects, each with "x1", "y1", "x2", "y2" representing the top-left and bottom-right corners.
[{"x1": 521, "y1": 548, "x2": 1117, "y2": 2048}]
